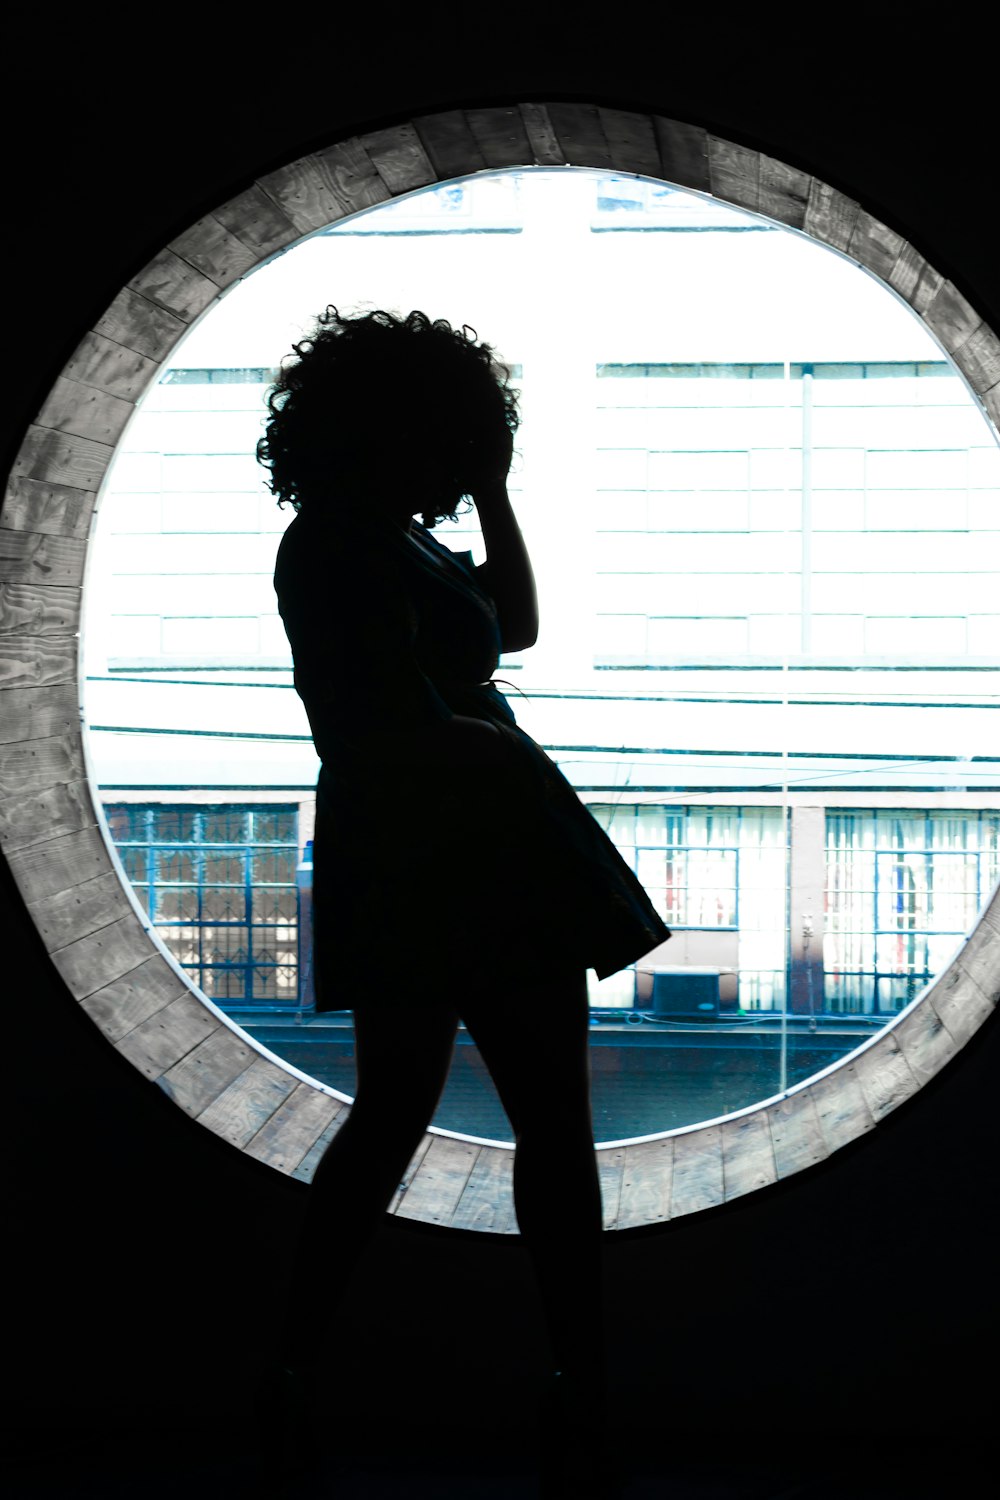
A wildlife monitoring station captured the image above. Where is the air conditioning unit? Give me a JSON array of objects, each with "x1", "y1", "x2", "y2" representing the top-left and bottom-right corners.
[{"x1": 649, "y1": 967, "x2": 720, "y2": 1019}]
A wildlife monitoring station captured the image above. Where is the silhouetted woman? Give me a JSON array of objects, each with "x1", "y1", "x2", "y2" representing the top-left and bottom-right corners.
[{"x1": 257, "y1": 307, "x2": 669, "y2": 1496}]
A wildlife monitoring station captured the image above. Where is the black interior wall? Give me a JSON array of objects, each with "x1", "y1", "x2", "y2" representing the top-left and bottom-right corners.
[{"x1": 6, "y1": 14, "x2": 999, "y2": 1488}]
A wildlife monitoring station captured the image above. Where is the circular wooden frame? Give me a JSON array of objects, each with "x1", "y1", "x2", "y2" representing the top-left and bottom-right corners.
[{"x1": 3, "y1": 103, "x2": 999, "y2": 1233}]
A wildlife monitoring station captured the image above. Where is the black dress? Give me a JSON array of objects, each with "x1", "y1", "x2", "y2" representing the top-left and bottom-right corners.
[{"x1": 274, "y1": 506, "x2": 670, "y2": 1010}]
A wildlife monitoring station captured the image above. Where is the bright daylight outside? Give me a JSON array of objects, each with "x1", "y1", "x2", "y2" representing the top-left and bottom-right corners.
[{"x1": 83, "y1": 168, "x2": 1000, "y2": 1144}]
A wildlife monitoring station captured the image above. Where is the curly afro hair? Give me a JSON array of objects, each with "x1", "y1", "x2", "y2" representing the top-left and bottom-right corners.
[{"x1": 256, "y1": 306, "x2": 520, "y2": 528}]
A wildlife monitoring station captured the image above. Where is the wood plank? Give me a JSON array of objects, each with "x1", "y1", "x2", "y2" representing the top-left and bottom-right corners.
[
  {"x1": 158, "y1": 1025, "x2": 258, "y2": 1117},
  {"x1": 802, "y1": 179, "x2": 860, "y2": 254},
  {"x1": 983, "y1": 379, "x2": 1000, "y2": 429},
  {"x1": 0, "y1": 528, "x2": 86, "y2": 586},
  {"x1": 809, "y1": 1062, "x2": 876, "y2": 1154},
  {"x1": 6, "y1": 824, "x2": 112, "y2": 903},
  {"x1": 669, "y1": 1125, "x2": 724, "y2": 1217},
  {"x1": 926, "y1": 958, "x2": 996, "y2": 1047},
  {"x1": 922, "y1": 279, "x2": 982, "y2": 352},
  {"x1": 852, "y1": 1033, "x2": 920, "y2": 1121},
  {"x1": 206, "y1": 182, "x2": 302, "y2": 260},
  {"x1": 950, "y1": 321, "x2": 1000, "y2": 394},
  {"x1": 720, "y1": 1110, "x2": 777, "y2": 1202},
  {"x1": 393, "y1": 1132, "x2": 480, "y2": 1223},
  {"x1": 766, "y1": 1091, "x2": 829, "y2": 1181},
  {"x1": 757, "y1": 154, "x2": 812, "y2": 230},
  {"x1": 61, "y1": 330, "x2": 160, "y2": 402},
  {"x1": 0, "y1": 582, "x2": 79, "y2": 637},
  {"x1": 115, "y1": 989, "x2": 221, "y2": 1079},
  {"x1": 169, "y1": 213, "x2": 260, "y2": 290},
  {"x1": 891, "y1": 998, "x2": 960, "y2": 1088},
  {"x1": 388, "y1": 1133, "x2": 434, "y2": 1213},
  {"x1": 465, "y1": 106, "x2": 533, "y2": 169},
  {"x1": 10, "y1": 427, "x2": 113, "y2": 493},
  {"x1": 617, "y1": 1138, "x2": 673, "y2": 1229},
  {"x1": 310, "y1": 138, "x2": 391, "y2": 215},
  {"x1": 358, "y1": 122, "x2": 437, "y2": 196},
  {"x1": 1, "y1": 476, "x2": 93, "y2": 539},
  {"x1": 0, "y1": 683, "x2": 77, "y2": 745},
  {"x1": 413, "y1": 111, "x2": 487, "y2": 180},
  {"x1": 79, "y1": 952, "x2": 192, "y2": 1042},
  {"x1": 256, "y1": 156, "x2": 351, "y2": 234},
  {"x1": 847, "y1": 210, "x2": 905, "y2": 280},
  {"x1": 291, "y1": 1104, "x2": 350, "y2": 1183},
  {"x1": 449, "y1": 1144, "x2": 517, "y2": 1233},
  {"x1": 190, "y1": 1054, "x2": 300, "y2": 1148},
  {"x1": 127, "y1": 247, "x2": 221, "y2": 322},
  {"x1": 544, "y1": 103, "x2": 613, "y2": 170},
  {"x1": 0, "y1": 777, "x2": 94, "y2": 853},
  {"x1": 651, "y1": 117, "x2": 710, "y2": 191},
  {"x1": 597, "y1": 1146, "x2": 626, "y2": 1230},
  {"x1": 517, "y1": 103, "x2": 566, "y2": 166},
  {"x1": 0, "y1": 634, "x2": 76, "y2": 688},
  {"x1": 596, "y1": 109, "x2": 660, "y2": 179},
  {"x1": 50, "y1": 910, "x2": 154, "y2": 999},
  {"x1": 243, "y1": 1081, "x2": 342, "y2": 1171},
  {"x1": 955, "y1": 915, "x2": 1000, "y2": 1003},
  {"x1": 887, "y1": 243, "x2": 946, "y2": 314},
  {"x1": 708, "y1": 137, "x2": 760, "y2": 213},
  {"x1": 94, "y1": 286, "x2": 189, "y2": 361},
  {"x1": 0, "y1": 731, "x2": 84, "y2": 798},
  {"x1": 34, "y1": 376, "x2": 135, "y2": 447},
  {"x1": 27, "y1": 868, "x2": 133, "y2": 953}
]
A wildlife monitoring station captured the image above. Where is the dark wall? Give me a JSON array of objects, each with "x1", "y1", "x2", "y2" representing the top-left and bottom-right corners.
[{"x1": 7, "y1": 16, "x2": 999, "y2": 1486}]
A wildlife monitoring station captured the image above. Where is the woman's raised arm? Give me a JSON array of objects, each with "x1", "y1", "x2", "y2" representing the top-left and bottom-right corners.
[{"x1": 473, "y1": 478, "x2": 539, "y2": 654}]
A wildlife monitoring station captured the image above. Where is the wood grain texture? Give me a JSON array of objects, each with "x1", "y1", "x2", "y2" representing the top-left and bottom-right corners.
[
  {"x1": 652, "y1": 117, "x2": 710, "y2": 191},
  {"x1": 308, "y1": 138, "x2": 392, "y2": 215},
  {"x1": 597, "y1": 1146, "x2": 627, "y2": 1230},
  {"x1": 617, "y1": 1138, "x2": 673, "y2": 1228},
  {"x1": 757, "y1": 155, "x2": 812, "y2": 230},
  {"x1": 922, "y1": 280, "x2": 982, "y2": 351},
  {"x1": 545, "y1": 102, "x2": 613, "y2": 170},
  {"x1": 950, "y1": 321, "x2": 1000, "y2": 393},
  {"x1": 0, "y1": 528, "x2": 86, "y2": 586},
  {"x1": 62, "y1": 331, "x2": 160, "y2": 402},
  {"x1": 388, "y1": 1133, "x2": 433, "y2": 1213},
  {"x1": 720, "y1": 1110, "x2": 777, "y2": 1201},
  {"x1": 158, "y1": 1025, "x2": 258, "y2": 1117},
  {"x1": 27, "y1": 868, "x2": 133, "y2": 953},
  {"x1": 94, "y1": 287, "x2": 189, "y2": 361},
  {"x1": 358, "y1": 123, "x2": 436, "y2": 197},
  {"x1": 596, "y1": 109, "x2": 660, "y2": 179},
  {"x1": 11, "y1": 427, "x2": 113, "y2": 494},
  {"x1": 256, "y1": 155, "x2": 351, "y2": 234},
  {"x1": 0, "y1": 634, "x2": 76, "y2": 688},
  {"x1": 708, "y1": 137, "x2": 760, "y2": 213},
  {"x1": 983, "y1": 379, "x2": 1000, "y2": 428},
  {"x1": 852, "y1": 1033, "x2": 920, "y2": 1121},
  {"x1": 891, "y1": 998, "x2": 960, "y2": 1088},
  {"x1": 954, "y1": 914, "x2": 1000, "y2": 1002},
  {"x1": 926, "y1": 958, "x2": 996, "y2": 1047},
  {"x1": 466, "y1": 105, "x2": 535, "y2": 169},
  {"x1": 0, "y1": 777, "x2": 93, "y2": 853},
  {"x1": 292, "y1": 1105, "x2": 349, "y2": 1183},
  {"x1": 169, "y1": 213, "x2": 259, "y2": 290},
  {"x1": 211, "y1": 184, "x2": 301, "y2": 260},
  {"x1": 127, "y1": 247, "x2": 221, "y2": 322},
  {"x1": 243, "y1": 1082, "x2": 342, "y2": 1171},
  {"x1": 0, "y1": 731, "x2": 84, "y2": 798},
  {"x1": 115, "y1": 989, "x2": 221, "y2": 1079},
  {"x1": 670, "y1": 1125, "x2": 724, "y2": 1217},
  {"x1": 1, "y1": 476, "x2": 94, "y2": 539},
  {"x1": 0, "y1": 582, "x2": 79, "y2": 636},
  {"x1": 847, "y1": 210, "x2": 906, "y2": 280},
  {"x1": 802, "y1": 180, "x2": 860, "y2": 254},
  {"x1": 517, "y1": 103, "x2": 566, "y2": 165},
  {"x1": 6, "y1": 824, "x2": 112, "y2": 903},
  {"x1": 413, "y1": 111, "x2": 488, "y2": 181},
  {"x1": 393, "y1": 1132, "x2": 480, "y2": 1223},
  {"x1": 199, "y1": 1054, "x2": 301, "y2": 1148},
  {"x1": 34, "y1": 376, "x2": 135, "y2": 447},
  {"x1": 767, "y1": 1091, "x2": 829, "y2": 1180},
  {"x1": 809, "y1": 1063, "x2": 876, "y2": 1154},
  {"x1": 887, "y1": 244, "x2": 946, "y2": 315},
  {"x1": 50, "y1": 910, "x2": 154, "y2": 999},
  {"x1": 79, "y1": 952, "x2": 189, "y2": 1041},
  {"x1": 449, "y1": 1144, "x2": 517, "y2": 1233},
  {"x1": 0, "y1": 683, "x2": 77, "y2": 746}
]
